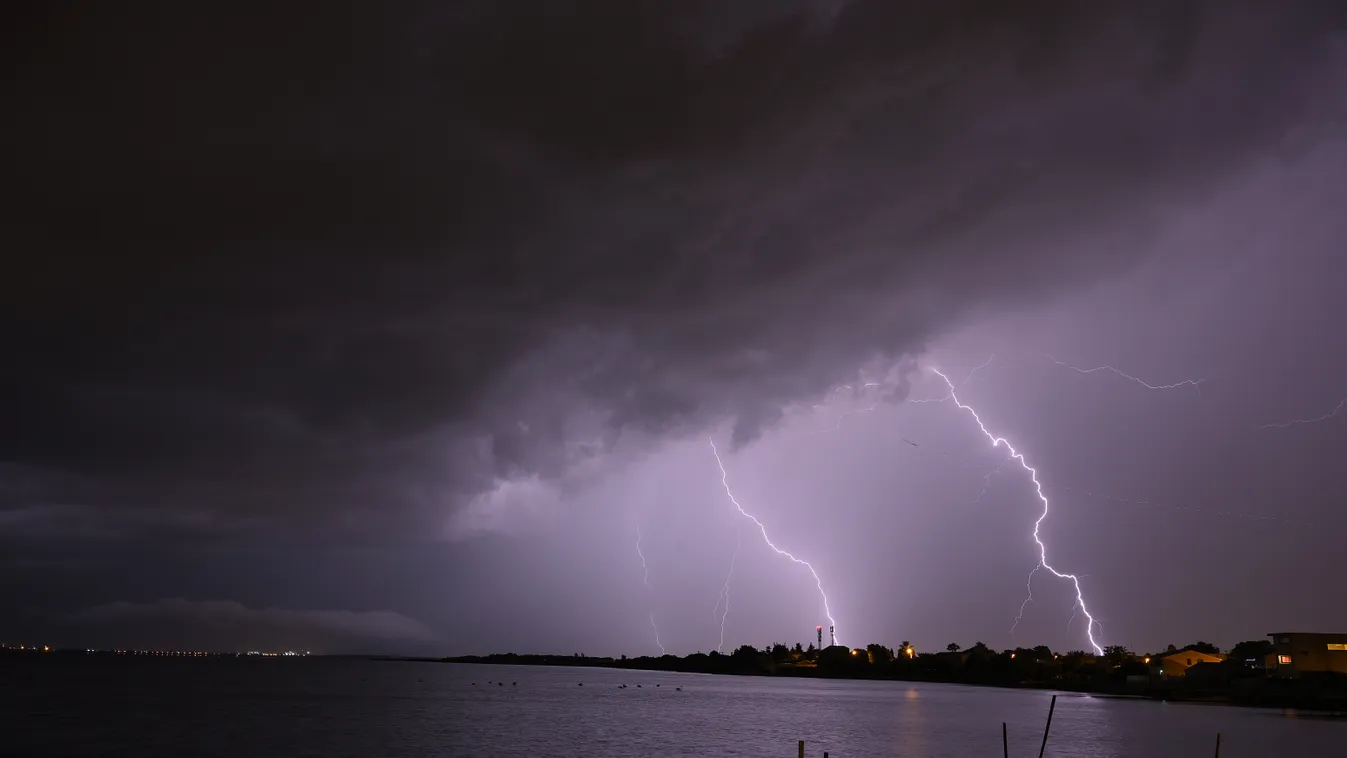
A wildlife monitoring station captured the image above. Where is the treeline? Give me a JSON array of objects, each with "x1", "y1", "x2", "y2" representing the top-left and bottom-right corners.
[{"x1": 444, "y1": 638, "x2": 1262, "y2": 687}]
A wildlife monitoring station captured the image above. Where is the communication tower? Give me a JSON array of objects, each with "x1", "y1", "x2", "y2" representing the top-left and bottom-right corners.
[
  {"x1": 816, "y1": 625, "x2": 822, "y2": 650},
  {"x1": 829, "y1": 625, "x2": 836, "y2": 647}
]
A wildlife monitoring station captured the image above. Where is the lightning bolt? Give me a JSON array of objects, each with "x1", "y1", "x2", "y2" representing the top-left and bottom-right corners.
[
  {"x1": 1039, "y1": 354, "x2": 1204, "y2": 391},
  {"x1": 634, "y1": 526, "x2": 665, "y2": 655},
  {"x1": 902, "y1": 394, "x2": 1312, "y2": 527},
  {"x1": 963, "y1": 353, "x2": 997, "y2": 385},
  {"x1": 972, "y1": 456, "x2": 1014, "y2": 506},
  {"x1": 804, "y1": 362, "x2": 988, "y2": 439},
  {"x1": 709, "y1": 437, "x2": 840, "y2": 645},
  {"x1": 929, "y1": 368, "x2": 1104, "y2": 655},
  {"x1": 1259, "y1": 396, "x2": 1347, "y2": 429},
  {"x1": 648, "y1": 613, "x2": 663, "y2": 654},
  {"x1": 711, "y1": 525, "x2": 740, "y2": 653},
  {"x1": 1011, "y1": 564, "x2": 1040, "y2": 637}
]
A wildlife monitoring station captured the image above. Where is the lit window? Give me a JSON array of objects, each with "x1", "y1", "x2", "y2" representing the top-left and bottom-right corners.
[
  {"x1": 1278, "y1": 655, "x2": 1293, "y2": 665},
  {"x1": 1327, "y1": 644, "x2": 1347, "y2": 651}
]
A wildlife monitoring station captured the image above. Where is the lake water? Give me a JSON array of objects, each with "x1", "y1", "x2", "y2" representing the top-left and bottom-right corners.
[{"x1": 4, "y1": 658, "x2": 1343, "y2": 756}]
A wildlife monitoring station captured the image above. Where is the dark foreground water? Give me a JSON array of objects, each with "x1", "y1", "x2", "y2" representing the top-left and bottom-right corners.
[{"x1": 3, "y1": 658, "x2": 1343, "y2": 757}]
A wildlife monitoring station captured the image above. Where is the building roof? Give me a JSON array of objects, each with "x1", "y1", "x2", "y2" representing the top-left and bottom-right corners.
[{"x1": 1156, "y1": 648, "x2": 1225, "y2": 662}]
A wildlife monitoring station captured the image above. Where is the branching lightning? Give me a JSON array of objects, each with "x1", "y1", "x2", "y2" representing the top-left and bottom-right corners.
[
  {"x1": 711, "y1": 525, "x2": 740, "y2": 653},
  {"x1": 634, "y1": 526, "x2": 665, "y2": 655},
  {"x1": 647, "y1": 612, "x2": 662, "y2": 654},
  {"x1": 929, "y1": 368, "x2": 1104, "y2": 655},
  {"x1": 1011, "y1": 564, "x2": 1040, "y2": 637},
  {"x1": 972, "y1": 456, "x2": 1014, "y2": 506},
  {"x1": 1259, "y1": 396, "x2": 1347, "y2": 429},
  {"x1": 709, "y1": 437, "x2": 839, "y2": 645},
  {"x1": 963, "y1": 353, "x2": 997, "y2": 385},
  {"x1": 1039, "y1": 354, "x2": 1204, "y2": 391},
  {"x1": 889, "y1": 434, "x2": 1313, "y2": 527}
]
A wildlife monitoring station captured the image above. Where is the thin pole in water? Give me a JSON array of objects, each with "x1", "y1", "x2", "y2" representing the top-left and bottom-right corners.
[
  {"x1": 1214, "y1": 732, "x2": 1222, "y2": 757},
  {"x1": 1003, "y1": 722, "x2": 1009, "y2": 758},
  {"x1": 798, "y1": 740, "x2": 804, "y2": 758},
  {"x1": 1038, "y1": 694, "x2": 1057, "y2": 758}
]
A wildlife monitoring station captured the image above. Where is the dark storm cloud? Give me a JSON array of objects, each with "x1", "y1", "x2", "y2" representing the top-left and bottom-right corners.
[{"x1": 4, "y1": 1, "x2": 1345, "y2": 541}]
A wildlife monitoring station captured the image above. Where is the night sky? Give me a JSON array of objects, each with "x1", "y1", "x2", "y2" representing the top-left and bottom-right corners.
[{"x1": 5, "y1": 2, "x2": 1347, "y2": 658}]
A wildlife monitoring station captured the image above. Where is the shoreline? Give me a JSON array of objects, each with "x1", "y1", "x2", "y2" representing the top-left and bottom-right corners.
[{"x1": 436, "y1": 654, "x2": 1347, "y2": 715}]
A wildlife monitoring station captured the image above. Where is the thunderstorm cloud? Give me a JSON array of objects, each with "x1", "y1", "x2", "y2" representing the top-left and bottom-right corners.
[{"x1": 4, "y1": 1, "x2": 1346, "y2": 653}]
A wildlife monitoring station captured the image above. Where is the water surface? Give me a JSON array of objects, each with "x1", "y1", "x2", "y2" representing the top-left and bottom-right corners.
[{"x1": 4, "y1": 659, "x2": 1342, "y2": 756}]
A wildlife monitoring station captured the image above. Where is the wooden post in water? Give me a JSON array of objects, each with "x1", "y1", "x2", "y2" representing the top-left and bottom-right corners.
[
  {"x1": 797, "y1": 740, "x2": 804, "y2": 758},
  {"x1": 1214, "y1": 732, "x2": 1222, "y2": 757},
  {"x1": 1037, "y1": 694, "x2": 1057, "y2": 758},
  {"x1": 1002, "y1": 722, "x2": 1009, "y2": 758}
]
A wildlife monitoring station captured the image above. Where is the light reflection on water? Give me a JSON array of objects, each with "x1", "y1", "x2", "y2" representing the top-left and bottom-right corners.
[{"x1": 3, "y1": 659, "x2": 1342, "y2": 756}]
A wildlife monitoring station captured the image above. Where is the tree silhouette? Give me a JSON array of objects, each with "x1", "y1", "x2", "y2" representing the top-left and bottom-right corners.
[
  {"x1": 946, "y1": 643, "x2": 960, "y2": 652},
  {"x1": 1229, "y1": 639, "x2": 1274, "y2": 661},
  {"x1": 1103, "y1": 645, "x2": 1132, "y2": 666},
  {"x1": 732, "y1": 644, "x2": 758, "y2": 660}
]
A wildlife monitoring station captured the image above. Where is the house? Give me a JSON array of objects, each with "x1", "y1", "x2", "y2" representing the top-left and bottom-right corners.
[
  {"x1": 1150, "y1": 648, "x2": 1226, "y2": 678},
  {"x1": 1267, "y1": 632, "x2": 1347, "y2": 676},
  {"x1": 1183, "y1": 661, "x2": 1233, "y2": 688}
]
